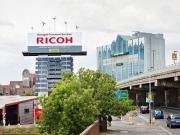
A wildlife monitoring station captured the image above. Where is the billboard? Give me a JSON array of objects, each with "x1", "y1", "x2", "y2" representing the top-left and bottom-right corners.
[
  {"x1": 24, "y1": 32, "x2": 87, "y2": 55},
  {"x1": 28, "y1": 32, "x2": 82, "y2": 46}
]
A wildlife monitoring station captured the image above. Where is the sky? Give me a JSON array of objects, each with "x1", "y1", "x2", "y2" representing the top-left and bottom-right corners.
[{"x1": 0, "y1": 0, "x2": 180, "y2": 85}]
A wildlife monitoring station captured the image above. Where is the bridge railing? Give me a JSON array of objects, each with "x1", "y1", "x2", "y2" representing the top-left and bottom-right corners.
[{"x1": 117, "y1": 62, "x2": 180, "y2": 85}]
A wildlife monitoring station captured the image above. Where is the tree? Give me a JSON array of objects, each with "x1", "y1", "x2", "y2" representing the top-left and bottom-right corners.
[
  {"x1": 77, "y1": 68, "x2": 135, "y2": 116},
  {"x1": 39, "y1": 68, "x2": 135, "y2": 134},
  {"x1": 38, "y1": 71, "x2": 99, "y2": 135}
]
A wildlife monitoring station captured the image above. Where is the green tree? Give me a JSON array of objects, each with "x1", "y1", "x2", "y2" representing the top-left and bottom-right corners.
[
  {"x1": 39, "y1": 68, "x2": 135, "y2": 134},
  {"x1": 38, "y1": 72, "x2": 99, "y2": 135},
  {"x1": 78, "y1": 68, "x2": 135, "y2": 116}
]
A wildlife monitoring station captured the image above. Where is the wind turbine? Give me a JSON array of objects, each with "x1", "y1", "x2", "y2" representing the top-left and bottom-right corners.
[
  {"x1": 75, "y1": 25, "x2": 79, "y2": 30},
  {"x1": 52, "y1": 17, "x2": 56, "y2": 32},
  {"x1": 31, "y1": 26, "x2": 35, "y2": 32},
  {"x1": 64, "y1": 21, "x2": 67, "y2": 32},
  {"x1": 42, "y1": 21, "x2": 46, "y2": 32}
]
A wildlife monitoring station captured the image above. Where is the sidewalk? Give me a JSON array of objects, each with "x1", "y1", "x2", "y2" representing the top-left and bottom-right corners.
[{"x1": 99, "y1": 112, "x2": 169, "y2": 135}]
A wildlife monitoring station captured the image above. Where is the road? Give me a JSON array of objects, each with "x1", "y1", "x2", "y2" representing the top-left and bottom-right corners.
[
  {"x1": 124, "y1": 109, "x2": 180, "y2": 135},
  {"x1": 136, "y1": 107, "x2": 180, "y2": 135},
  {"x1": 99, "y1": 107, "x2": 180, "y2": 135}
]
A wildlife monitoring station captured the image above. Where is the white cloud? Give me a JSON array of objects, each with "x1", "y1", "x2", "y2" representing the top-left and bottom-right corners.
[{"x1": 0, "y1": 0, "x2": 180, "y2": 84}]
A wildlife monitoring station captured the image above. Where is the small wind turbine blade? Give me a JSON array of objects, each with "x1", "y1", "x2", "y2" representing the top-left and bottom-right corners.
[
  {"x1": 75, "y1": 25, "x2": 80, "y2": 30},
  {"x1": 42, "y1": 21, "x2": 46, "y2": 26}
]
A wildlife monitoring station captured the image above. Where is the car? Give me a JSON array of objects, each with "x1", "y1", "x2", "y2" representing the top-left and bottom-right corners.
[
  {"x1": 152, "y1": 109, "x2": 164, "y2": 119},
  {"x1": 166, "y1": 114, "x2": 180, "y2": 128},
  {"x1": 140, "y1": 106, "x2": 149, "y2": 114}
]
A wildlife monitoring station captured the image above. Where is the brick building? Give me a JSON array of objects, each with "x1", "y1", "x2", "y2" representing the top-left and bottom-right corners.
[{"x1": 0, "y1": 69, "x2": 35, "y2": 96}]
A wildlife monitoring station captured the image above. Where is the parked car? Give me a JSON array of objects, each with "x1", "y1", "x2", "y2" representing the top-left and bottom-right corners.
[
  {"x1": 166, "y1": 114, "x2": 180, "y2": 128},
  {"x1": 152, "y1": 109, "x2": 164, "y2": 119},
  {"x1": 140, "y1": 106, "x2": 149, "y2": 114}
]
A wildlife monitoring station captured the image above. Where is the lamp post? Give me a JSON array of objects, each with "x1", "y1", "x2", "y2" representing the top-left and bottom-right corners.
[
  {"x1": 148, "y1": 50, "x2": 154, "y2": 124},
  {"x1": 148, "y1": 49, "x2": 154, "y2": 124},
  {"x1": 148, "y1": 67, "x2": 152, "y2": 124}
]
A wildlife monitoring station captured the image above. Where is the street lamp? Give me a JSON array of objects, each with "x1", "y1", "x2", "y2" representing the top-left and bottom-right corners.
[
  {"x1": 148, "y1": 67, "x2": 153, "y2": 124},
  {"x1": 148, "y1": 49, "x2": 154, "y2": 124}
]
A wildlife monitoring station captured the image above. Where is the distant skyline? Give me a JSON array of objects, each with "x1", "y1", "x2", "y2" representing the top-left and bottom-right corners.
[{"x1": 0, "y1": 0, "x2": 180, "y2": 84}]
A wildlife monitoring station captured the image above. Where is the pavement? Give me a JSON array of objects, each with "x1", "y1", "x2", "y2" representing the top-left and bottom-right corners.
[{"x1": 99, "y1": 111, "x2": 171, "y2": 135}]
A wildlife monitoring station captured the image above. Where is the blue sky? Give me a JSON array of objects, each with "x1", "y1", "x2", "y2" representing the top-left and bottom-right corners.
[{"x1": 0, "y1": 0, "x2": 180, "y2": 84}]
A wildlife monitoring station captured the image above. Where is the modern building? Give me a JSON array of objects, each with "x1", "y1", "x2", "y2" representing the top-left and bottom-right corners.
[
  {"x1": 97, "y1": 32, "x2": 165, "y2": 82},
  {"x1": 35, "y1": 56, "x2": 73, "y2": 95}
]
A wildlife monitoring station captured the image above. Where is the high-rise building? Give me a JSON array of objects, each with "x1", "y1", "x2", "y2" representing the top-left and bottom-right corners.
[
  {"x1": 35, "y1": 56, "x2": 73, "y2": 95},
  {"x1": 97, "y1": 32, "x2": 165, "y2": 82}
]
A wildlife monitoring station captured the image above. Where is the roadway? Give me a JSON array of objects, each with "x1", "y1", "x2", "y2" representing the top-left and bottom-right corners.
[
  {"x1": 99, "y1": 108, "x2": 180, "y2": 135},
  {"x1": 136, "y1": 108, "x2": 180, "y2": 135}
]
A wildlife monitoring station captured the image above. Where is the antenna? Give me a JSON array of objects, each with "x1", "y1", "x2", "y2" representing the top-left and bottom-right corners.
[
  {"x1": 64, "y1": 21, "x2": 67, "y2": 32},
  {"x1": 52, "y1": 17, "x2": 56, "y2": 32},
  {"x1": 42, "y1": 21, "x2": 46, "y2": 32}
]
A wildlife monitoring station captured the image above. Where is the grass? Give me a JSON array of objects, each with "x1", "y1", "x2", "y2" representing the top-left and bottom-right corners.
[{"x1": 0, "y1": 125, "x2": 49, "y2": 134}]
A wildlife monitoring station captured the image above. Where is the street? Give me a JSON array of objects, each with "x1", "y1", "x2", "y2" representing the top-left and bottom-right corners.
[{"x1": 100, "y1": 108, "x2": 180, "y2": 135}]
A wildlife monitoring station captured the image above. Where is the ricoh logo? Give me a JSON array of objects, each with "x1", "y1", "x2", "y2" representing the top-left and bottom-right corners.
[
  {"x1": 36, "y1": 36, "x2": 73, "y2": 44},
  {"x1": 28, "y1": 32, "x2": 81, "y2": 46}
]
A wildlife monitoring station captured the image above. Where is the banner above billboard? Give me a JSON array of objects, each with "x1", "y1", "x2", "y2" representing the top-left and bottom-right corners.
[{"x1": 28, "y1": 32, "x2": 82, "y2": 46}]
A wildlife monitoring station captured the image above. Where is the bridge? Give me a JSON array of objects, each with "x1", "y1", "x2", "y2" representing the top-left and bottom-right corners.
[{"x1": 116, "y1": 63, "x2": 180, "y2": 108}]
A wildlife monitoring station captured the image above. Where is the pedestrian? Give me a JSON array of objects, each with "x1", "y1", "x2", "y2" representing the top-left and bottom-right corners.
[{"x1": 107, "y1": 114, "x2": 112, "y2": 126}]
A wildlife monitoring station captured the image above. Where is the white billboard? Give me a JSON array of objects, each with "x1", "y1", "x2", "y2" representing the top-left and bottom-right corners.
[{"x1": 28, "y1": 32, "x2": 82, "y2": 46}]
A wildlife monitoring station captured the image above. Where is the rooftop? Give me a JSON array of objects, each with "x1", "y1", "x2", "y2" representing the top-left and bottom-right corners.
[{"x1": 0, "y1": 95, "x2": 37, "y2": 109}]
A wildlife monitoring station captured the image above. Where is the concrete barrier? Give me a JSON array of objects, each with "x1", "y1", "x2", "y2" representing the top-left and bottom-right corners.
[{"x1": 80, "y1": 120, "x2": 99, "y2": 135}]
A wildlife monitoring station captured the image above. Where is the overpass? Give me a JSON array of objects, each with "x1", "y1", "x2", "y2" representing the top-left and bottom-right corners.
[{"x1": 116, "y1": 63, "x2": 180, "y2": 108}]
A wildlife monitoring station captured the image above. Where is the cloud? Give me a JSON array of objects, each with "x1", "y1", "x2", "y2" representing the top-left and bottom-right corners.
[
  {"x1": 0, "y1": 21, "x2": 14, "y2": 28},
  {"x1": 0, "y1": 0, "x2": 180, "y2": 84}
]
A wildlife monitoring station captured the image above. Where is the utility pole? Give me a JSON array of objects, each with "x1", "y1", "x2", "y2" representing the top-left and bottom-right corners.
[
  {"x1": 149, "y1": 37, "x2": 152, "y2": 124},
  {"x1": 148, "y1": 68, "x2": 152, "y2": 124}
]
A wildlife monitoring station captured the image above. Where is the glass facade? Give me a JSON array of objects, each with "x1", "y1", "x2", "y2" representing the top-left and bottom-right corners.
[
  {"x1": 97, "y1": 32, "x2": 165, "y2": 82},
  {"x1": 35, "y1": 56, "x2": 73, "y2": 92}
]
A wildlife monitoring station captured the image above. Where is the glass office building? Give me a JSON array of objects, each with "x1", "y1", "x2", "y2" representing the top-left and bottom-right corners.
[
  {"x1": 35, "y1": 56, "x2": 73, "y2": 93},
  {"x1": 97, "y1": 32, "x2": 165, "y2": 82}
]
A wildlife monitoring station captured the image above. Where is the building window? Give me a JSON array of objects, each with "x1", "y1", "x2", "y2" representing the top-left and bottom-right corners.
[{"x1": 24, "y1": 109, "x2": 30, "y2": 114}]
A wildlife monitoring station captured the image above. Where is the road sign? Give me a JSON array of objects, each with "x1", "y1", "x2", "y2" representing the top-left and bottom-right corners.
[
  {"x1": 172, "y1": 53, "x2": 177, "y2": 60},
  {"x1": 114, "y1": 90, "x2": 128, "y2": 100},
  {"x1": 148, "y1": 93, "x2": 152, "y2": 99}
]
